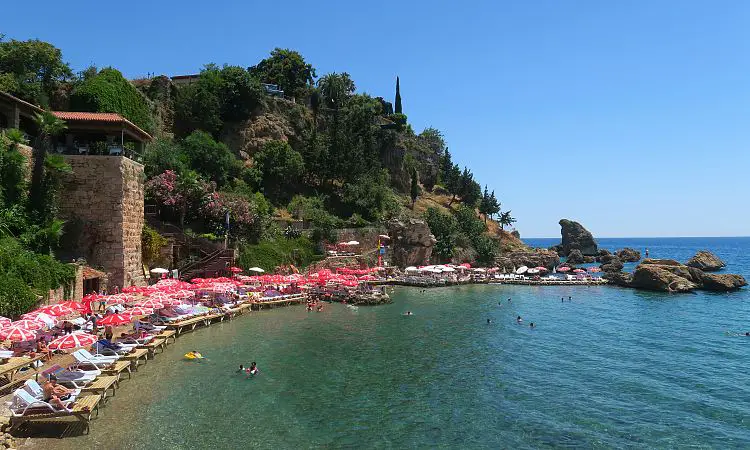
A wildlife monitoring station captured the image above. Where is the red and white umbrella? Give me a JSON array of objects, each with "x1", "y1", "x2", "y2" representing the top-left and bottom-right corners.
[
  {"x1": 123, "y1": 307, "x2": 153, "y2": 316},
  {"x1": 0, "y1": 317, "x2": 12, "y2": 328},
  {"x1": 55, "y1": 301, "x2": 87, "y2": 312},
  {"x1": 0, "y1": 326, "x2": 37, "y2": 342},
  {"x1": 557, "y1": 266, "x2": 571, "y2": 272},
  {"x1": 10, "y1": 319, "x2": 44, "y2": 331},
  {"x1": 572, "y1": 269, "x2": 586, "y2": 273},
  {"x1": 98, "y1": 314, "x2": 133, "y2": 326},
  {"x1": 39, "y1": 304, "x2": 76, "y2": 317},
  {"x1": 228, "y1": 266, "x2": 243, "y2": 273},
  {"x1": 534, "y1": 266, "x2": 549, "y2": 272},
  {"x1": 135, "y1": 299, "x2": 165, "y2": 310},
  {"x1": 588, "y1": 267, "x2": 602, "y2": 273},
  {"x1": 48, "y1": 333, "x2": 98, "y2": 350}
]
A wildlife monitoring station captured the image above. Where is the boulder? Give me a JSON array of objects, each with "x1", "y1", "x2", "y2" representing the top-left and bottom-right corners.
[
  {"x1": 599, "y1": 253, "x2": 618, "y2": 265},
  {"x1": 598, "y1": 249, "x2": 611, "y2": 257},
  {"x1": 583, "y1": 256, "x2": 596, "y2": 263},
  {"x1": 615, "y1": 248, "x2": 641, "y2": 262},
  {"x1": 495, "y1": 249, "x2": 560, "y2": 273},
  {"x1": 554, "y1": 219, "x2": 598, "y2": 256},
  {"x1": 699, "y1": 273, "x2": 747, "y2": 291},
  {"x1": 387, "y1": 219, "x2": 436, "y2": 267},
  {"x1": 603, "y1": 271, "x2": 633, "y2": 287},
  {"x1": 686, "y1": 251, "x2": 726, "y2": 272},
  {"x1": 601, "y1": 259, "x2": 624, "y2": 273},
  {"x1": 566, "y1": 249, "x2": 585, "y2": 264},
  {"x1": 631, "y1": 265, "x2": 697, "y2": 292}
]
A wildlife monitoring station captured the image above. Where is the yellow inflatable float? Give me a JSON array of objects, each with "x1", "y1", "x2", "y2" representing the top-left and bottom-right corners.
[{"x1": 184, "y1": 351, "x2": 204, "y2": 360}]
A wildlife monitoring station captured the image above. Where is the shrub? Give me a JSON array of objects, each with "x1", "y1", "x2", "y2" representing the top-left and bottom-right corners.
[
  {"x1": 141, "y1": 225, "x2": 168, "y2": 266},
  {"x1": 238, "y1": 236, "x2": 321, "y2": 271}
]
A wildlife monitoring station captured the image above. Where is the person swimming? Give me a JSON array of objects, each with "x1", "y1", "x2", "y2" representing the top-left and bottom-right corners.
[
  {"x1": 487, "y1": 318, "x2": 492, "y2": 324},
  {"x1": 529, "y1": 322, "x2": 535, "y2": 328},
  {"x1": 404, "y1": 311, "x2": 413, "y2": 316},
  {"x1": 246, "y1": 361, "x2": 259, "y2": 376},
  {"x1": 238, "y1": 364, "x2": 244, "y2": 372},
  {"x1": 516, "y1": 316, "x2": 523, "y2": 324},
  {"x1": 568, "y1": 296, "x2": 572, "y2": 301},
  {"x1": 186, "y1": 351, "x2": 203, "y2": 359},
  {"x1": 507, "y1": 298, "x2": 511, "y2": 303}
]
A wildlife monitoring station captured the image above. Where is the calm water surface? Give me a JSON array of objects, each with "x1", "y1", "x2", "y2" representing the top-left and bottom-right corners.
[{"x1": 35, "y1": 238, "x2": 750, "y2": 449}]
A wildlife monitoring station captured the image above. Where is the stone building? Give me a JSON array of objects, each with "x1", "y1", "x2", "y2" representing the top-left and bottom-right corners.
[{"x1": 0, "y1": 91, "x2": 151, "y2": 289}]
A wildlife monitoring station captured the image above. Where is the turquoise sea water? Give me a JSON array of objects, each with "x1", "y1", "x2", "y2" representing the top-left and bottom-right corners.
[{"x1": 37, "y1": 237, "x2": 750, "y2": 449}]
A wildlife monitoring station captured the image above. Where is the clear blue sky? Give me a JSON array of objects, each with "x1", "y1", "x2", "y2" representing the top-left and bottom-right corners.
[{"x1": 5, "y1": 1, "x2": 750, "y2": 237}]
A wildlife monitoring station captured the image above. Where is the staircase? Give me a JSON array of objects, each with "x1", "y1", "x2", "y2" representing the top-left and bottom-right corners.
[{"x1": 179, "y1": 248, "x2": 236, "y2": 281}]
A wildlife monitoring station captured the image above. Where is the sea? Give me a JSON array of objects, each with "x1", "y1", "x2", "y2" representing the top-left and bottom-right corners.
[{"x1": 30, "y1": 237, "x2": 750, "y2": 449}]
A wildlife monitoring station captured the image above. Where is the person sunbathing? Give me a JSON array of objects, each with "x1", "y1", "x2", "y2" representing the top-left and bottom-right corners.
[
  {"x1": 36, "y1": 338, "x2": 53, "y2": 361},
  {"x1": 43, "y1": 375, "x2": 73, "y2": 409}
]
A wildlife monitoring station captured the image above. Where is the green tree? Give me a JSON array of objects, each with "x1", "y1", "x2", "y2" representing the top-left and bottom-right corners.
[
  {"x1": 217, "y1": 65, "x2": 263, "y2": 122},
  {"x1": 174, "y1": 67, "x2": 223, "y2": 137},
  {"x1": 419, "y1": 127, "x2": 445, "y2": 157},
  {"x1": 28, "y1": 112, "x2": 67, "y2": 218},
  {"x1": 317, "y1": 72, "x2": 355, "y2": 110},
  {"x1": 142, "y1": 137, "x2": 188, "y2": 179},
  {"x1": 479, "y1": 185, "x2": 490, "y2": 223},
  {"x1": 394, "y1": 76, "x2": 402, "y2": 114},
  {"x1": 410, "y1": 168, "x2": 420, "y2": 208},
  {"x1": 253, "y1": 140, "x2": 304, "y2": 203},
  {"x1": 249, "y1": 48, "x2": 316, "y2": 99},
  {"x1": 487, "y1": 190, "x2": 500, "y2": 220},
  {"x1": 445, "y1": 163, "x2": 462, "y2": 205},
  {"x1": 499, "y1": 210, "x2": 517, "y2": 231},
  {"x1": 69, "y1": 67, "x2": 153, "y2": 131},
  {"x1": 0, "y1": 38, "x2": 72, "y2": 106},
  {"x1": 181, "y1": 130, "x2": 239, "y2": 187},
  {"x1": 424, "y1": 207, "x2": 458, "y2": 262}
]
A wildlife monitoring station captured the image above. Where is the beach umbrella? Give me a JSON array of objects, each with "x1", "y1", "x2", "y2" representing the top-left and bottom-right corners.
[
  {"x1": 228, "y1": 266, "x2": 244, "y2": 273},
  {"x1": 135, "y1": 299, "x2": 165, "y2": 310},
  {"x1": 248, "y1": 267, "x2": 264, "y2": 273},
  {"x1": 39, "y1": 304, "x2": 76, "y2": 317},
  {"x1": 588, "y1": 267, "x2": 602, "y2": 273},
  {"x1": 150, "y1": 268, "x2": 169, "y2": 274},
  {"x1": 557, "y1": 266, "x2": 571, "y2": 273},
  {"x1": 123, "y1": 307, "x2": 153, "y2": 316},
  {"x1": 11, "y1": 319, "x2": 44, "y2": 331},
  {"x1": 572, "y1": 269, "x2": 586, "y2": 273},
  {"x1": 534, "y1": 266, "x2": 549, "y2": 272},
  {"x1": 55, "y1": 301, "x2": 87, "y2": 312},
  {"x1": 0, "y1": 326, "x2": 36, "y2": 342},
  {"x1": 98, "y1": 314, "x2": 132, "y2": 326},
  {"x1": 515, "y1": 266, "x2": 528, "y2": 275},
  {"x1": 346, "y1": 240, "x2": 360, "y2": 246},
  {"x1": 48, "y1": 333, "x2": 97, "y2": 350},
  {"x1": 0, "y1": 317, "x2": 11, "y2": 328}
]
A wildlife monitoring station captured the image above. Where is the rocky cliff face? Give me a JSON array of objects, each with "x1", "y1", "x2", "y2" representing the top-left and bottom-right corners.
[
  {"x1": 387, "y1": 219, "x2": 436, "y2": 267},
  {"x1": 615, "y1": 248, "x2": 641, "y2": 262},
  {"x1": 495, "y1": 249, "x2": 560, "y2": 272},
  {"x1": 551, "y1": 219, "x2": 598, "y2": 256}
]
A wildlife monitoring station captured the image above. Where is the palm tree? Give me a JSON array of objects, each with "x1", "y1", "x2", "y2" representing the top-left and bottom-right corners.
[{"x1": 29, "y1": 111, "x2": 66, "y2": 215}]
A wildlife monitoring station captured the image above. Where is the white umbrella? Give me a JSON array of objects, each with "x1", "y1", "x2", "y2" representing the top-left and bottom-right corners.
[
  {"x1": 378, "y1": 235, "x2": 390, "y2": 240},
  {"x1": 347, "y1": 240, "x2": 360, "y2": 246},
  {"x1": 516, "y1": 266, "x2": 528, "y2": 275},
  {"x1": 442, "y1": 267, "x2": 456, "y2": 272},
  {"x1": 405, "y1": 266, "x2": 419, "y2": 272},
  {"x1": 527, "y1": 268, "x2": 540, "y2": 274},
  {"x1": 150, "y1": 268, "x2": 169, "y2": 274},
  {"x1": 248, "y1": 267, "x2": 265, "y2": 273},
  {"x1": 473, "y1": 268, "x2": 486, "y2": 273}
]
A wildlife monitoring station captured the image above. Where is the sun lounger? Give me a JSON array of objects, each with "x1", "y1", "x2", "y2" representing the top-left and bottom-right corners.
[
  {"x1": 42, "y1": 364, "x2": 98, "y2": 386},
  {"x1": 10, "y1": 389, "x2": 73, "y2": 416},
  {"x1": 9, "y1": 390, "x2": 101, "y2": 433},
  {"x1": 72, "y1": 350, "x2": 117, "y2": 369},
  {"x1": 23, "y1": 379, "x2": 81, "y2": 403}
]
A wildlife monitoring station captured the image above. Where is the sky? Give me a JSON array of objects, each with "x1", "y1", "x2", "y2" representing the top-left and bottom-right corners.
[{"x1": 3, "y1": 1, "x2": 750, "y2": 237}]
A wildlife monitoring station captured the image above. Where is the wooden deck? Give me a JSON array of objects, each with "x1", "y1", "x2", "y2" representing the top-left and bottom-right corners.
[
  {"x1": 81, "y1": 375, "x2": 119, "y2": 401},
  {"x1": 250, "y1": 294, "x2": 307, "y2": 310},
  {"x1": 120, "y1": 348, "x2": 148, "y2": 370},
  {"x1": 101, "y1": 360, "x2": 131, "y2": 381},
  {"x1": 137, "y1": 337, "x2": 167, "y2": 358},
  {"x1": 9, "y1": 394, "x2": 101, "y2": 434}
]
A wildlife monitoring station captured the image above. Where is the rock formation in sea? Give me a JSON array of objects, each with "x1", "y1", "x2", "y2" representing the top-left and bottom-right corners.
[
  {"x1": 495, "y1": 249, "x2": 560, "y2": 272},
  {"x1": 550, "y1": 219, "x2": 598, "y2": 256},
  {"x1": 603, "y1": 258, "x2": 746, "y2": 293},
  {"x1": 387, "y1": 218, "x2": 436, "y2": 267},
  {"x1": 566, "y1": 249, "x2": 585, "y2": 264},
  {"x1": 685, "y1": 250, "x2": 726, "y2": 272},
  {"x1": 614, "y1": 248, "x2": 641, "y2": 262}
]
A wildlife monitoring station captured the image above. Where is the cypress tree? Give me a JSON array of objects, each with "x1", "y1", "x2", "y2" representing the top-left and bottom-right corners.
[{"x1": 395, "y1": 76, "x2": 402, "y2": 114}]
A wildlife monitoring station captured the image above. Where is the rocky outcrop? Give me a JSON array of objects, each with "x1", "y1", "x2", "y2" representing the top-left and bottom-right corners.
[
  {"x1": 615, "y1": 248, "x2": 641, "y2": 262},
  {"x1": 583, "y1": 256, "x2": 596, "y2": 263},
  {"x1": 495, "y1": 249, "x2": 560, "y2": 273},
  {"x1": 603, "y1": 271, "x2": 633, "y2": 287},
  {"x1": 601, "y1": 259, "x2": 624, "y2": 273},
  {"x1": 387, "y1": 219, "x2": 436, "y2": 267},
  {"x1": 686, "y1": 251, "x2": 726, "y2": 272},
  {"x1": 700, "y1": 273, "x2": 747, "y2": 291},
  {"x1": 631, "y1": 265, "x2": 698, "y2": 293},
  {"x1": 551, "y1": 219, "x2": 598, "y2": 256},
  {"x1": 640, "y1": 258, "x2": 683, "y2": 267},
  {"x1": 566, "y1": 249, "x2": 585, "y2": 264}
]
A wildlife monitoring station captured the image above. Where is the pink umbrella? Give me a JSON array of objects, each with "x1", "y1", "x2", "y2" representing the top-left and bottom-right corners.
[
  {"x1": 534, "y1": 266, "x2": 549, "y2": 272},
  {"x1": 0, "y1": 326, "x2": 36, "y2": 342},
  {"x1": 588, "y1": 267, "x2": 602, "y2": 273},
  {"x1": 557, "y1": 266, "x2": 571, "y2": 272},
  {"x1": 135, "y1": 300, "x2": 165, "y2": 310},
  {"x1": 55, "y1": 301, "x2": 87, "y2": 312},
  {"x1": 572, "y1": 269, "x2": 586, "y2": 273},
  {"x1": 39, "y1": 304, "x2": 76, "y2": 317},
  {"x1": 98, "y1": 314, "x2": 133, "y2": 326},
  {"x1": 123, "y1": 307, "x2": 153, "y2": 316},
  {"x1": 48, "y1": 333, "x2": 98, "y2": 350},
  {"x1": 0, "y1": 317, "x2": 11, "y2": 328},
  {"x1": 11, "y1": 319, "x2": 44, "y2": 331}
]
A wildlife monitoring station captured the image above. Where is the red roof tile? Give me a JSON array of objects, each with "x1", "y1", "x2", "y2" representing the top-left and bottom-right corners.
[{"x1": 52, "y1": 111, "x2": 125, "y2": 122}]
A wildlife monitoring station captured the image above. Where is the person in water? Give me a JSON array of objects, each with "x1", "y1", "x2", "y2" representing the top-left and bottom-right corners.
[
  {"x1": 247, "y1": 362, "x2": 258, "y2": 376},
  {"x1": 507, "y1": 298, "x2": 512, "y2": 303},
  {"x1": 516, "y1": 316, "x2": 523, "y2": 324},
  {"x1": 529, "y1": 322, "x2": 535, "y2": 328},
  {"x1": 188, "y1": 350, "x2": 202, "y2": 358},
  {"x1": 238, "y1": 364, "x2": 244, "y2": 372},
  {"x1": 568, "y1": 296, "x2": 572, "y2": 301},
  {"x1": 487, "y1": 318, "x2": 492, "y2": 324},
  {"x1": 404, "y1": 311, "x2": 413, "y2": 316},
  {"x1": 561, "y1": 297, "x2": 564, "y2": 302}
]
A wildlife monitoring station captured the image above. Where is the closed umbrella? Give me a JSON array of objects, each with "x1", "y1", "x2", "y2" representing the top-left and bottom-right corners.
[
  {"x1": 0, "y1": 326, "x2": 36, "y2": 342},
  {"x1": 48, "y1": 333, "x2": 97, "y2": 350}
]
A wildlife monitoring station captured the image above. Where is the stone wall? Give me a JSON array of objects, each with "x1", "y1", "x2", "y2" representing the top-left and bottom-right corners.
[{"x1": 57, "y1": 156, "x2": 146, "y2": 288}]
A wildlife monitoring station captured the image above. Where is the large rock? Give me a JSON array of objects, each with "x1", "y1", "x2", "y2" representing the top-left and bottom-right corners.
[
  {"x1": 553, "y1": 219, "x2": 598, "y2": 256},
  {"x1": 686, "y1": 251, "x2": 726, "y2": 272},
  {"x1": 566, "y1": 249, "x2": 585, "y2": 264},
  {"x1": 495, "y1": 249, "x2": 560, "y2": 273},
  {"x1": 615, "y1": 248, "x2": 641, "y2": 262},
  {"x1": 631, "y1": 265, "x2": 698, "y2": 293},
  {"x1": 700, "y1": 273, "x2": 747, "y2": 291},
  {"x1": 603, "y1": 271, "x2": 633, "y2": 287},
  {"x1": 601, "y1": 258, "x2": 624, "y2": 273},
  {"x1": 640, "y1": 258, "x2": 683, "y2": 267},
  {"x1": 387, "y1": 219, "x2": 436, "y2": 267}
]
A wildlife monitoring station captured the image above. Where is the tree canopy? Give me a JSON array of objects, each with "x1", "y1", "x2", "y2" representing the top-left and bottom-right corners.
[
  {"x1": 249, "y1": 48, "x2": 316, "y2": 99},
  {"x1": 0, "y1": 37, "x2": 72, "y2": 107}
]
